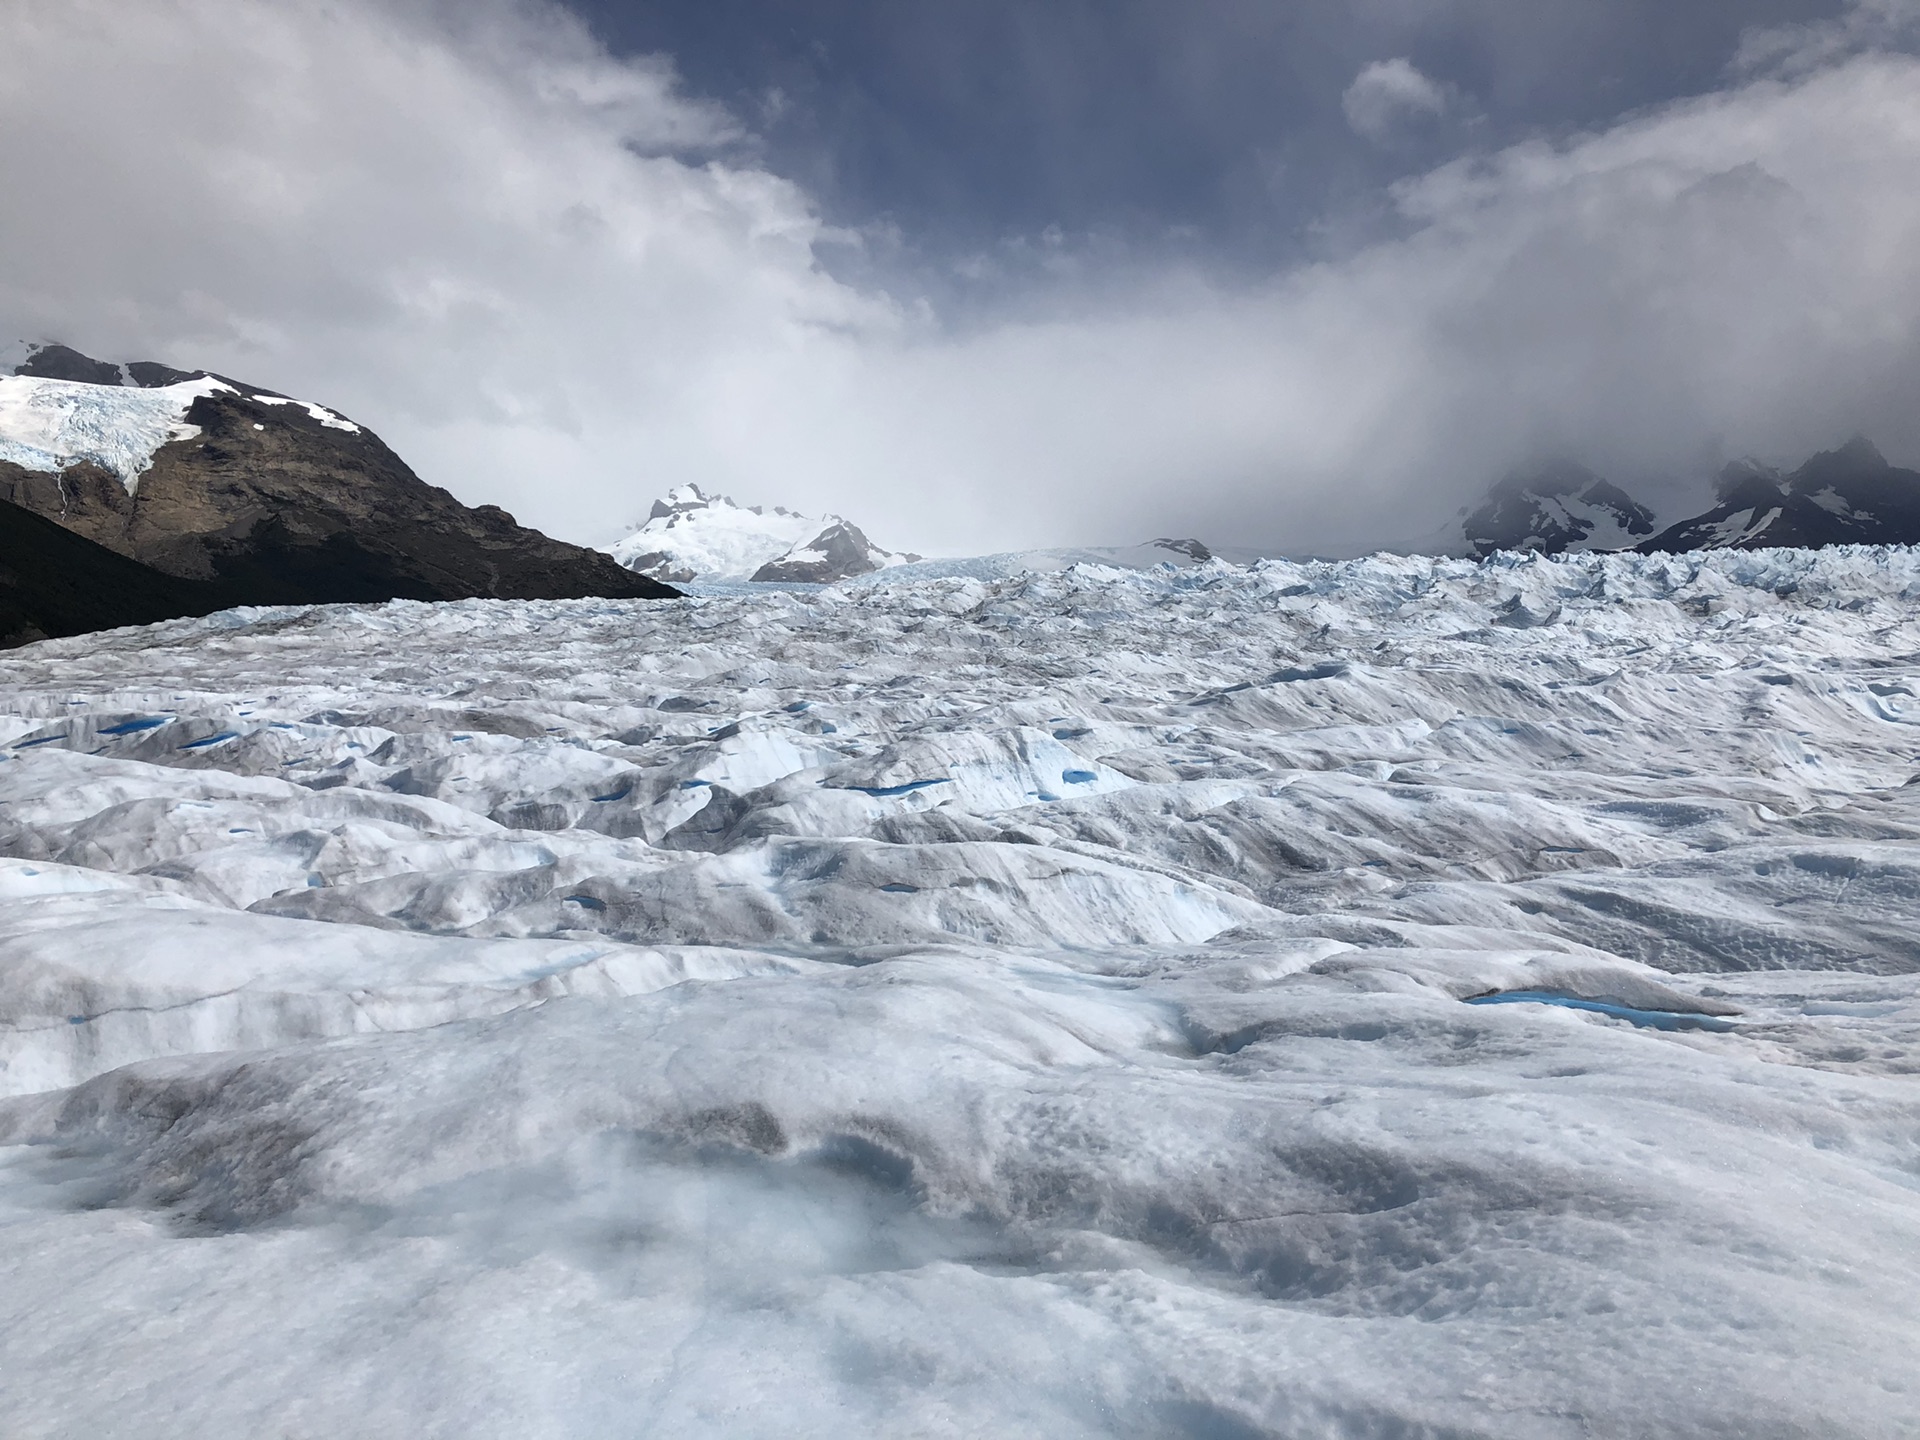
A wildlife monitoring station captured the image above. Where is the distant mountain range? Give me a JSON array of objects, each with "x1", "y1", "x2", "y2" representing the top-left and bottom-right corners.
[
  {"x1": 605, "y1": 484, "x2": 918, "y2": 584},
  {"x1": 602, "y1": 486, "x2": 1250, "y2": 586},
  {"x1": 622, "y1": 440, "x2": 1920, "y2": 586},
  {"x1": 1465, "y1": 439, "x2": 1920, "y2": 558},
  {"x1": 0, "y1": 342, "x2": 675, "y2": 642},
  {"x1": 6, "y1": 337, "x2": 1916, "y2": 646}
]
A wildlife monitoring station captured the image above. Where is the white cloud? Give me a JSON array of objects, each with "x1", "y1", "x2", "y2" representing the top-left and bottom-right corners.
[
  {"x1": 1734, "y1": 0, "x2": 1920, "y2": 77},
  {"x1": 1341, "y1": 58, "x2": 1450, "y2": 142},
  {"x1": 3, "y1": 0, "x2": 1920, "y2": 558},
  {"x1": 0, "y1": 0, "x2": 898, "y2": 532}
]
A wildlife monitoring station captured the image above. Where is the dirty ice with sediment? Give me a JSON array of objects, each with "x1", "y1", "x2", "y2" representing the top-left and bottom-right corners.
[{"x1": 1, "y1": 547, "x2": 1918, "y2": 1436}]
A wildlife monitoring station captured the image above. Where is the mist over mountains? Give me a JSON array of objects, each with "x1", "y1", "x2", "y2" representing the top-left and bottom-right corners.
[
  {"x1": 1463, "y1": 438, "x2": 1920, "y2": 559},
  {"x1": 5, "y1": 1, "x2": 1919, "y2": 557},
  {"x1": 7, "y1": 336, "x2": 1919, "y2": 646}
]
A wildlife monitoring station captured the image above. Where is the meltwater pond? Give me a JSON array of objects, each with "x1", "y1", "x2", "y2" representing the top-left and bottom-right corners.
[{"x1": 0, "y1": 548, "x2": 1918, "y2": 1437}]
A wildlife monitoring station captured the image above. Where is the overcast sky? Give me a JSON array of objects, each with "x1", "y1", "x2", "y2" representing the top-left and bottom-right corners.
[{"x1": 4, "y1": 0, "x2": 1920, "y2": 555}]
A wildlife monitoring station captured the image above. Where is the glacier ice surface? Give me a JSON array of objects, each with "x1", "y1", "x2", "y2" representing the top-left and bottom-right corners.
[{"x1": 1, "y1": 547, "x2": 1919, "y2": 1436}]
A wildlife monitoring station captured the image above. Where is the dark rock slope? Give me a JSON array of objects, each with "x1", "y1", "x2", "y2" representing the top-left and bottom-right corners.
[
  {"x1": 2, "y1": 345, "x2": 678, "y2": 605},
  {"x1": 1462, "y1": 440, "x2": 1920, "y2": 558},
  {"x1": 0, "y1": 497, "x2": 230, "y2": 647},
  {"x1": 1640, "y1": 439, "x2": 1920, "y2": 553}
]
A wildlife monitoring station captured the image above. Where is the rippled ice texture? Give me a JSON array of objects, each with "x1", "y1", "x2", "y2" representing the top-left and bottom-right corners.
[{"x1": 2, "y1": 550, "x2": 1918, "y2": 1438}]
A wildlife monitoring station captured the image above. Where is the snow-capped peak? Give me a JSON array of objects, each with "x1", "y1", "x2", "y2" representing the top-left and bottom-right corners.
[
  {"x1": 1464, "y1": 461, "x2": 1658, "y2": 557},
  {"x1": 606, "y1": 487, "x2": 917, "y2": 584}
]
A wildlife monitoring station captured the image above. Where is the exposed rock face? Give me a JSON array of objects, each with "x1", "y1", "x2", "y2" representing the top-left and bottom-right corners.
[
  {"x1": 1464, "y1": 461, "x2": 1658, "y2": 557},
  {"x1": 751, "y1": 520, "x2": 900, "y2": 583},
  {"x1": 1150, "y1": 538, "x2": 1212, "y2": 562},
  {"x1": 12, "y1": 342, "x2": 137, "y2": 387},
  {"x1": 1640, "y1": 439, "x2": 1920, "y2": 552},
  {"x1": 1463, "y1": 441, "x2": 1920, "y2": 559},
  {"x1": 0, "y1": 497, "x2": 228, "y2": 647},
  {"x1": 0, "y1": 345, "x2": 678, "y2": 606}
]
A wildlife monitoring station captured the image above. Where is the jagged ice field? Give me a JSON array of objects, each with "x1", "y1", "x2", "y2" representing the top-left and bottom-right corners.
[{"x1": 1, "y1": 549, "x2": 1917, "y2": 1437}]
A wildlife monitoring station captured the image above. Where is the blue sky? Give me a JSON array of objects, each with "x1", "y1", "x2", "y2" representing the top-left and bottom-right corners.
[{"x1": 3, "y1": 0, "x2": 1918, "y2": 555}]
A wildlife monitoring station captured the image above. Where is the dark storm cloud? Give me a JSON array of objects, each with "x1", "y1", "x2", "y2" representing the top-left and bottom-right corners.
[{"x1": 569, "y1": 0, "x2": 1851, "y2": 270}]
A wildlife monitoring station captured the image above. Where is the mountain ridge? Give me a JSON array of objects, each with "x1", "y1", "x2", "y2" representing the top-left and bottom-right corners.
[
  {"x1": 0, "y1": 343, "x2": 679, "y2": 607},
  {"x1": 1463, "y1": 439, "x2": 1920, "y2": 558}
]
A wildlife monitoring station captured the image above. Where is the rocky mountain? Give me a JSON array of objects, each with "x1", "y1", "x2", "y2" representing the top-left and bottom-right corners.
[
  {"x1": 750, "y1": 519, "x2": 907, "y2": 582},
  {"x1": 0, "y1": 342, "x2": 677, "y2": 607},
  {"x1": 1462, "y1": 440, "x2": 1920, "y2": 558},
  {"x1": 1463, "y1": 460, "x2": 1658, "y2": 558},
  {"x1": 1640, "y1": 439, "x2": 1920, "y2": 552},
  {"x1": 606, "y1": 484, "x2": 916, "y2": 584}
]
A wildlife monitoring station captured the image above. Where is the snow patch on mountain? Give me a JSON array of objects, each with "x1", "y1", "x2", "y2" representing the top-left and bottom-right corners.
[
  {"x1": 605, "y1": 485, "x2": 916, "y2": 583},
  {"x1": 0, "y1": 373, "x2": 231, "y2": 493},
  {"x1": 249, "y1": 393, "x2": 361, "y2": 433},
  {"x1": 1464, "y1": 460, "x2": 1658, "y2": 557}
]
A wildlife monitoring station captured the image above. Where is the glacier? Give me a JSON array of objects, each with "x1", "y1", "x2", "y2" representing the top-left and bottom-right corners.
[
  {"x1": 0, "y1": 546, "x2": 1917, "y2": 1436},
  {"x1": 0, "y1": 372, "x2": 361, "y2": 493},
  {"x1": 0, "y1": 373, "x2": 233, "y2": 492}
]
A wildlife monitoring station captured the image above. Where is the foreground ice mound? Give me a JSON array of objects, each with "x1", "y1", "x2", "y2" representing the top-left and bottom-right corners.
[{"x1": 2, "y1": 546, "x2": 1919, "y2": 1435}]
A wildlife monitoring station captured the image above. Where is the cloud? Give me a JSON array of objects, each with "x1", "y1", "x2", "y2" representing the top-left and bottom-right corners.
[
  {"x1": 1734, "y1": 0, "x2": 1920, "y2": 77},
  {"x1": 0, "y1": 0, "x2": 897, "y2": 524},
  {"x1": 2, "y1": 0, "x2": 1919, "y2": 558},
  {"x1": 1342, "y1": 58, "x2": 1450, "y2": 142}
]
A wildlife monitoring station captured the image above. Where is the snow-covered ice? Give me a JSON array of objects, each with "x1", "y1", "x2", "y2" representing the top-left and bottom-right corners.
[
  {"x1": 846, "y1": 538, "x2": 1227, "y2": 585},
  {"x1": 0, "y1": 373, "x2": 233, "y2": 492},
  {"x1": 1, "y1": 547, "x2": 1918, "y2": 1436}
]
